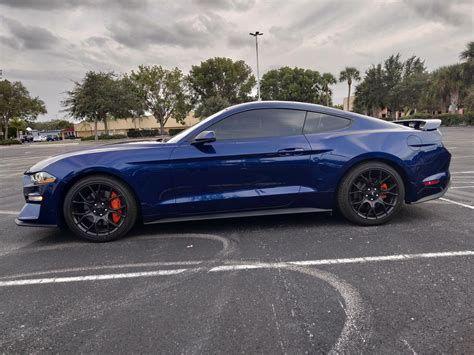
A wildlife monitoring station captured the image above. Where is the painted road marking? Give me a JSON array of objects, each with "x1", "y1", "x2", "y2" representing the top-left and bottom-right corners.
[
  {"x1": 440, "y1": 198, "x2": 474, "y2": 210},
  {"x1": 450, "y1": 186, "x2": 474, "y2": 189},
  {"x1": 0, "y1": 250, "x2": 472, "y2": 287},
  {"x1": 0, "y1": 210, "x2": 19, "y2": 215}
]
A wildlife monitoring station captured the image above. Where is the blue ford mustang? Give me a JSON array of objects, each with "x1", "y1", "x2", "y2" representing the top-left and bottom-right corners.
[{"x1": 16, "y1": 101, "x2": 451, "y2": 241}]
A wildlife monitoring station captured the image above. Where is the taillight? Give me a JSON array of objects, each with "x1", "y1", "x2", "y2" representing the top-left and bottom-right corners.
[{"x1": 423, "y1": 180, "x2": 440, "y2": 186}]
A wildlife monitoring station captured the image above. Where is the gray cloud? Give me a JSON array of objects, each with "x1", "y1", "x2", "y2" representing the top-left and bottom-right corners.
[
  {"x1": 403, "y1": 0, "x2": 471, "y2": 26},
  {"x1": 193, "y1": 0, "x2": 256, "y2": 11},
  {"x1": 0, "y1": 0, "x2": 147, "y2": 10},
  {"x1": 0, "y1": 15, "x2": 60, "y2": 50},
  {"x1": 107, "y1": 12, "x2": 230, "y2": 49}
]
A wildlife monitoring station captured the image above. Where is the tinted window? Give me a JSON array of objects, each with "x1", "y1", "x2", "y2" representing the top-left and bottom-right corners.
[
  {"x1": 303, "y1": 112, "x2": 350, "y2": 134},
  {"x1": 208, "y1": 109, "x2": 306, "y2": 140}
]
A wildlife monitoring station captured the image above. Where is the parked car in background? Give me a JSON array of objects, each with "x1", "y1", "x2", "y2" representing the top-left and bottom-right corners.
[
  {"x1": 32, "y1": 135, "x2": 47, "y2": 142},
  {"x1": 16, "y1": 101, "x2": 451, "y2": 242},
  {"x1": 46, "y1": 135, "x2": 60, "y2": 142},
  {"x1": 20, "y1": 134, "x2": 34, "y2": 143}
]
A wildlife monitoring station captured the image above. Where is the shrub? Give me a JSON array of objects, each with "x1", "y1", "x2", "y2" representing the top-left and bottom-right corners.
[
  {"x1": 127, "y1": 129, "x2": 159, "y2": 138},
  {"x1": 81, "y1": 134, "x2": 127, "y2": 141},
  {"x1": 0, "y1": 138, "x2": 21, "y2": 145},
  {"x1": 404, "y1": 112, "x2": 473, "y2": 126},
  {"x1": 169, "y1": 128, "x2": 186, "y2": 136}
]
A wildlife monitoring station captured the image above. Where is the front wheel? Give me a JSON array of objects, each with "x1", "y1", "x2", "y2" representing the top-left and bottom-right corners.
[
  {"x1": 63, "y1": 175, "x2": 138, "y2": 242},
  {"x1": 337, "y1": 162, "x2": 405, "y2": 226}
]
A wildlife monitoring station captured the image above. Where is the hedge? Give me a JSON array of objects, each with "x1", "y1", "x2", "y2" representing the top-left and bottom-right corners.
[
  {"x1": 81, "y1": 134, "x2": 128, "y2": 141},
  {"x1": 169, "y1": 128, "x2": 186, "y2": 136},
  {"x1": 0, "y1": 138, "x2": 22, "y2": 145},
  {"x1": 404, "y1": 112, "x2": 474, "y2": 126},
  {"x1": 127, "y1": 129, "x2": 159, "y2": 138}
]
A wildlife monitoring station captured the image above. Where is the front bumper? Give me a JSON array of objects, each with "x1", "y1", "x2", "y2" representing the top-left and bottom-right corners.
[
  {"x1": 15, "y1": 218, "x2": 57, "y2": 228},
  {"x1": 15, "y1": 174, "x2": 62, "y2": 228}
]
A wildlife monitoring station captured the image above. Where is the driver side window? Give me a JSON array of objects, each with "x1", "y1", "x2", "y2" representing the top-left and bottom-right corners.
[{"x1": 209, "y1": 109, "x2": 306, "y2": 140}]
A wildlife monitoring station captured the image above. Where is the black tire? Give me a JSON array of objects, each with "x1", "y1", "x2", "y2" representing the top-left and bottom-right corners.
[
  {"x1": 63, "y1": 175, "x2": 138, "y2": 242},
  {"x1": 337, "y1": 161, "x2": 405, "y2": 226}
]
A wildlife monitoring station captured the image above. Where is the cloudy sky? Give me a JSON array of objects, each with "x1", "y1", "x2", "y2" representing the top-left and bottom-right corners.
[{"x1": 0, "y1": 0, "x2": 472, "y2": 121}]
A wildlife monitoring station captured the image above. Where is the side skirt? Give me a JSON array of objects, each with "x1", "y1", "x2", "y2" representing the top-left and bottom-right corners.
[{"x1": 144, "y1": 207, "x2": 332, "y2": 225}]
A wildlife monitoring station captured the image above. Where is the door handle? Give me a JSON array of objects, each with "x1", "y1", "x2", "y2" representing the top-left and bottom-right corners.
[{"x1": 277, "y1": 147, "x2": 305, "y2": 156}]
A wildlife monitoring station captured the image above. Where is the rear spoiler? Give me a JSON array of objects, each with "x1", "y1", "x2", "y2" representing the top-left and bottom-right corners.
[{"x1": 393, "y1": 119, "x2": 441, "y2": 131}]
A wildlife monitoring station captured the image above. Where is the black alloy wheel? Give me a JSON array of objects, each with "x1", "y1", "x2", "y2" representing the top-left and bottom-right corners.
[
  {"x1": 64, "y1": 175, "x2": 138, "y2": 241},
  {"x1": 337, "y1": 162, "x2": 405, "y2": 226}
]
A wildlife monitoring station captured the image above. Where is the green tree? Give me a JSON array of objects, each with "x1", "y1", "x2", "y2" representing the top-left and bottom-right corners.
[
  {"x1": 196, "y1": 96, "x2": 230, "y2": 118},
  {"x1": 353, "y1": 64, "x2": 386, "y2": 116},
  {"x1": 129, "y1": 65, "x2": 190, "y2": 135},
  {"x1": 430, "y1": 65, "x2": 465, "y2": 113},
  {"x1": 0, "y1": 80, "x2": 46, "y2": 139},
  {"x1": 63, "y1": 71, "x2": 139, "y2": 140},
  {"x1": 390, "y1": 55, "x2": 427, "y2": 116},
  {"x1": 33, "y1": 119, "x2": 74, "y2": 131},
  {"x1": 320, "y1": 73, "x2": 337, "y2": 106},
  {"x1": 10, "y1": 117, "x2": 27, "y2": 138},
  {"x1": 187, "y1": 57, "x2": 255, "y2": 118},
  {"x1": 339, "y1": 67, "x2": 360, "y2": 111},
  {"x1": 460, "y1": 41, "x2": 474, "y2": 88},
  {"x1": 383, "y1": 54, "x2": 405, "y2": 116},
  {"x1": 260, "y1": 67, "x2": 323, "y2": 103},
  {"x1": 354, "y1": 54, "x2": 427, "y2": 118},
  {"x1": 460, "y1": 41, "x2": 474, "y2": 61}
]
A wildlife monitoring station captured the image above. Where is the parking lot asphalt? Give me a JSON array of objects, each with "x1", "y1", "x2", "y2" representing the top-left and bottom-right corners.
[{"x1": 0, "y1": 128, "x2": 473, "y2": 353}]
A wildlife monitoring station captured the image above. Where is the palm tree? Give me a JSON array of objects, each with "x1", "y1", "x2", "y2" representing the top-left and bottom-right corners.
[
  {"x1": 339, "y1": 67, "x2": 361, "y2": 111},
  {"x1": 10, "y1": 117, "x2": 27, "y2": 139},
  {"x1": 431, "y1": 65, "x2": 464, "y2": 113},
  {"x1": 321, "y1": 73, "x2": 337, "y2": 106},
  {"x1": 460, "y1": 41, "x2": 474, "y2": 85},
  {"x1": 460, "y1": 41, "x2": 474, "y2": 62}
]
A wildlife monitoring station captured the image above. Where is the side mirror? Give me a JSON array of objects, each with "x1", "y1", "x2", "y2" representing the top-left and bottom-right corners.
[{"x1": 191, "y1": 130, "x2": 216, "y2": 145}]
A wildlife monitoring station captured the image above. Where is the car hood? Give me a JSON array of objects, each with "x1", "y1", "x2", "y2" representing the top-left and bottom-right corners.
[{"x1": 27, "y1": 141, "x2": 177, "y2": 173}]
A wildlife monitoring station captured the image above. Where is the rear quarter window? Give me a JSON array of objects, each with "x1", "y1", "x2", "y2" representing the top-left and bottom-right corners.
[{"x1": 304, "y1": 112, "x2": 351, "y2": 134}]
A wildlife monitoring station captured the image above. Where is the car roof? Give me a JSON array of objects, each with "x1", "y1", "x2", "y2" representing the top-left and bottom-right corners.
[{"x1": 225, "y1": 101, "x2": 396, "y2": 128}]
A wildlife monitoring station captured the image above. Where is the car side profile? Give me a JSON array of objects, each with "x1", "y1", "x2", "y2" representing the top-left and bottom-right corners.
[{"x1": 16, "y1": 101, "x2": 451, "y2": 241}]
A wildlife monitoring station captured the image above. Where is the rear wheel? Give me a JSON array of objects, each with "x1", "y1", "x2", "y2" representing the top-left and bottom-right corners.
[
  {"x1": 63, "y1": 175, "x2": 138, "y2": 242},
  {"x1": 337, "y1": 162, "x2": 405, "y2": 226}
]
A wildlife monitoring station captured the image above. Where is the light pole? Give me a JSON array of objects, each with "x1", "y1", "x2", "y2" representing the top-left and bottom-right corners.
[{"x1": 249, "y1": 31, "x2": 263, "y2": 101}]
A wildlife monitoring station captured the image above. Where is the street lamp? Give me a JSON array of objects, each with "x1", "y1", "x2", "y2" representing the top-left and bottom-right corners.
[{"x1": 249, "y1": 31, "x2": 263, "y2": 101}]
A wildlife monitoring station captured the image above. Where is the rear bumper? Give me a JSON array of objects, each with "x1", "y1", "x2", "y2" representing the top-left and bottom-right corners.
[{"x1": 408, "y1": 171, "x2": 450, "y2": 204}]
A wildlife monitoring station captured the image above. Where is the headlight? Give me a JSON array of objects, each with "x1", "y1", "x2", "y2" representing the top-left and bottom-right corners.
[{"x1": 30, "y1": 172, "x2": 57, "y2": 185}]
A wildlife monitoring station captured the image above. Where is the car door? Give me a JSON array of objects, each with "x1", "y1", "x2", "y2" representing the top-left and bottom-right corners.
[{"x1": 169, "y1": 108, "x2": 312, "y2": 215}]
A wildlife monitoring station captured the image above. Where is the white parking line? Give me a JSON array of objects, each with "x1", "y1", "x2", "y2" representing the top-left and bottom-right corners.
[
  {"x1": 451, "y1": 171, "x2": 474, "y2": 174},
  {"x1": 450, "y1": 186, "x2": 474, "y2": 189},
  {"x1": 0, "y1": 250, "x2": 472, "y2": 287},
  {"x1": 0, "y1": 210, "x2": 19, "y2": 215},
  {"x1": 440, "y1": 198, "x2": 474, "y2": 210}
]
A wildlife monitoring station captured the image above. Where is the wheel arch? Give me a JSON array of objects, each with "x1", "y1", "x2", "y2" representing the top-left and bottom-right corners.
[
  {"x1": 58, "y1": 169, "x2": 142, "y2": 225},
  {"x1": 335, "y1": 154, "x2": 410, "y2": 204}
]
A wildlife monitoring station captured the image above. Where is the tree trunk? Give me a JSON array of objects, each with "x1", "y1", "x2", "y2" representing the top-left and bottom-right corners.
[
  {"x1": 326, "y1": 89, "x2": 329, "y2": 106},
  {"x1": 160, "y1": 120, "x2": 165, "y2": 136},
  {"x1": 347, "y1": 84, "x2": 352, "y2": 111},
  {"x1": 94, "y1": 119, "x2": 98, "y2": 141},
  {"x1": 104, "y1": 116, "x2": 109, "y2": 135},
  {"x1": 4, "y1": 119, "x2": 8, "y2": 140}
]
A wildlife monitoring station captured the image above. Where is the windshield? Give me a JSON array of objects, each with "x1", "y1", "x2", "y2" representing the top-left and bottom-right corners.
[{"x1": 167, "y1": 108, "x2": 229, "y2": 143}]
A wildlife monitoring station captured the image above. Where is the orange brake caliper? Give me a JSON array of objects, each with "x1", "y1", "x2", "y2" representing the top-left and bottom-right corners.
[{"x1": 110, "y1": 191, "x2": 122, "y2": 224}]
